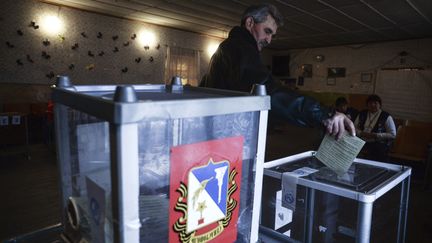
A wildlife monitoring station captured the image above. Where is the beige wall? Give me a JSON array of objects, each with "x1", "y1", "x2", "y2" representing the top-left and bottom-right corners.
[
  {"x1": 263, "y1": 38, "x2": 432, "y2": 94},
  {"x1": 263, "y1": 39, "x2": 432, "y2": 121}
]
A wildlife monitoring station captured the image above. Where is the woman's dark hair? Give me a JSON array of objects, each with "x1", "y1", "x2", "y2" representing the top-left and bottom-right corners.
[
  {"x1": 335, "y1": 97, "x2": 348, "y2": 107},
  {"x1": 241, "y1": 4, "x2": 284, "y2": 27},
  {"x1": 366, "y1": 94, "x2": 382, "y2": 105}
]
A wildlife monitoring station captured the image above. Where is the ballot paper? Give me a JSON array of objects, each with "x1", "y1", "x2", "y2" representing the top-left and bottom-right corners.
[{"x1": 315, "y1": 132, "x2": 365, "y2": 176}]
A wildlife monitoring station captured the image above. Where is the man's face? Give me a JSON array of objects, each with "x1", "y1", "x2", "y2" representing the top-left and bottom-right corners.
[
  {"x1": 367, "y1": 101, "x2": 381, "y2": 113},
  {"x1": 245, "y1": 15, "x2": 278, "y2": 51}
]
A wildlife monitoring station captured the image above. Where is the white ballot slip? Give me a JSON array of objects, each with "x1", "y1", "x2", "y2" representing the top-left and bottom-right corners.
[{"x1": 315, "y1": 132, "x2": 365, "y2": 176}]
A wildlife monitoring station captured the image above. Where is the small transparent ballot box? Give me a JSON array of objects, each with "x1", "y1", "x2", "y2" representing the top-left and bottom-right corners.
[
  {"x1": 260, "y1": 152, "x2": 411, "y2": 243},
  {"x1": 52, "y1": 77, "x2": 270, "y2": 243}
]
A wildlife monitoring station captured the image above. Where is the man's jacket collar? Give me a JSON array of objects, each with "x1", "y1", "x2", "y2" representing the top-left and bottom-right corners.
[{"x1": 229, "y1": 26, "x2": 258, "y2": 50}]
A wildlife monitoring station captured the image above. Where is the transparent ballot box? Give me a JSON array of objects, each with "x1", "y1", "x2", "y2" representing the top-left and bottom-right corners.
[
  {"x1": 52, "y1": 76, "x2": 270, "y2": 243},
  {"x1": 260, "y1": 152, "x2": 411, "y2": 243}
]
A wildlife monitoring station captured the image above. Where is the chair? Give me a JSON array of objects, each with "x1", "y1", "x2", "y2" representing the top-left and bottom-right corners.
[
  {"x1": 393, "y1": 118, "x2": 406, "y2": 131},
  {"x1": 389, "y1": 123, "x2": 432, "y2": 186},
  {"x1": 404, "y1": 120, "x2": 432, "y2": 127}
]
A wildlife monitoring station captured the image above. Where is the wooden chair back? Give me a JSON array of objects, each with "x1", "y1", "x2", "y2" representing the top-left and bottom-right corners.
[{"x1": 390, "y1": 122, "x2": 432, "y2": 162}]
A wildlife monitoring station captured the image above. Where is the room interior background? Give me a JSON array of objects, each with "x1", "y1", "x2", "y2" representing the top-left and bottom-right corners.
[
  {"x1": 0, "y1": 0, "x2": 431, "y2": 241},
  {"x1": 262, "y1": 39, "x2": 432, "y2": 121},
  {"x1": 1, "y1": 0, "x2": 431, "y2": 123}
]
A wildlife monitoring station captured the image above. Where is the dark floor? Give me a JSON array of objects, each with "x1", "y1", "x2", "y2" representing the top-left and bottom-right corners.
[
  {"x1": 0, "y1": 125, "x2": 431, "y2": 242},
  {"x1": 0, "y1": 144, "x2": 60, "y2": 241}
]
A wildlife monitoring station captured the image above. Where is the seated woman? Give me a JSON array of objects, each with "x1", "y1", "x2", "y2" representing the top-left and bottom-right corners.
[
  {"x1": 354, "y1": 94, "x2": 396, "y2": 161},
  {"x1": 334, "y1": 96, "x2": 358, "y2": 121}
]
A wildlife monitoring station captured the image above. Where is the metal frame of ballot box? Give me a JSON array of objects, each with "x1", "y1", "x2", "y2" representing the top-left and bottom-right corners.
[
  {"x1": 52, "y1": 76, "x2": 270, "y2": 243},
  {"x1": 263, "y1": 151, "x2": 411, "y2": 243}
]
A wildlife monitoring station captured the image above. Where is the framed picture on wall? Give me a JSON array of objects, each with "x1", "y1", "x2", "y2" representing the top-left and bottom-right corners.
[
  {"x1": 11, "y1": 115, "x2": 21, "y2": 125},
  {"x1": 301, "y1": 64, "x2": 312, "y2": 78},
  {"x1": 281, "y1": 78, "x2": 297, "y2": 85},
  {"x1": 361, "y1": 72, "x2": 373, "y2": 82},
  {"x1": 327, "y1": 77, "x2": 336, "y2": 86},
  {"x1": 327, "y1": 67, "x2": 346, "y2": 78},
  {"x1": 0, "y1": 116, "x2": 8, "y2": 126}
]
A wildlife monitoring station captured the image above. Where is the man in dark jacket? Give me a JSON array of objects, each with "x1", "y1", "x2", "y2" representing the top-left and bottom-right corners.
[{"x1": 200, "y1": 4, "x2": 355, "y2": 139}]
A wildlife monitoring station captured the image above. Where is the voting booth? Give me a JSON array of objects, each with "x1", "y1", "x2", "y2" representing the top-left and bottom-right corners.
[
  {"x1": 52, "y1": 76, "x2": 270, "y2": 243},
  {"x1": 260, "y1": 151, "x2": 411, "y2": 243}
]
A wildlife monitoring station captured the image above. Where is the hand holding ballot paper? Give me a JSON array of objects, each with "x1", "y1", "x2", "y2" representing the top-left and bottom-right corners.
[
  {"x1": 316, "y1": 132, "x2": 365, "y2": 176},
  {"x1": 281, "y1": 132, "x2": 365, "y2": 212}
]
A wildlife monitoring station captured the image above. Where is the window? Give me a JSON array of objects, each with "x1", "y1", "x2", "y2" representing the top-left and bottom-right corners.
[
  {"x1": 165, "y1": 46, "x2": 200, "y2": 86},
  {"x1": 327, "y1": 67, "x2": 346, "y2": 78}
]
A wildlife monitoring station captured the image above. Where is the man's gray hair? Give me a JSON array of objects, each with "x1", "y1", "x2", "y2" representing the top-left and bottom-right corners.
[{"x1": 240, "y1": 4, "x2": 284, "y2": 27}]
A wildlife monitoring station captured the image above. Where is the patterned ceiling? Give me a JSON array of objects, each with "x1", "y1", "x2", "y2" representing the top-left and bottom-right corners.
[{"x1": 42, "y1": 0, "x2": 432, "y2": 50}]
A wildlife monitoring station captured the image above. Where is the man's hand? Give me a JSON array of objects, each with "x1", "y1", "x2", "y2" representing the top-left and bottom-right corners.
[{"x1": 323, "y1": 112, "x2": 356, "y2": 140}]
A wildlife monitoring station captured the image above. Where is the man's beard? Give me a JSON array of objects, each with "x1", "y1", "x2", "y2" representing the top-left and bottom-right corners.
[{"x1": 258, "y1": 40, "x2": 269, "y2": 49}]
